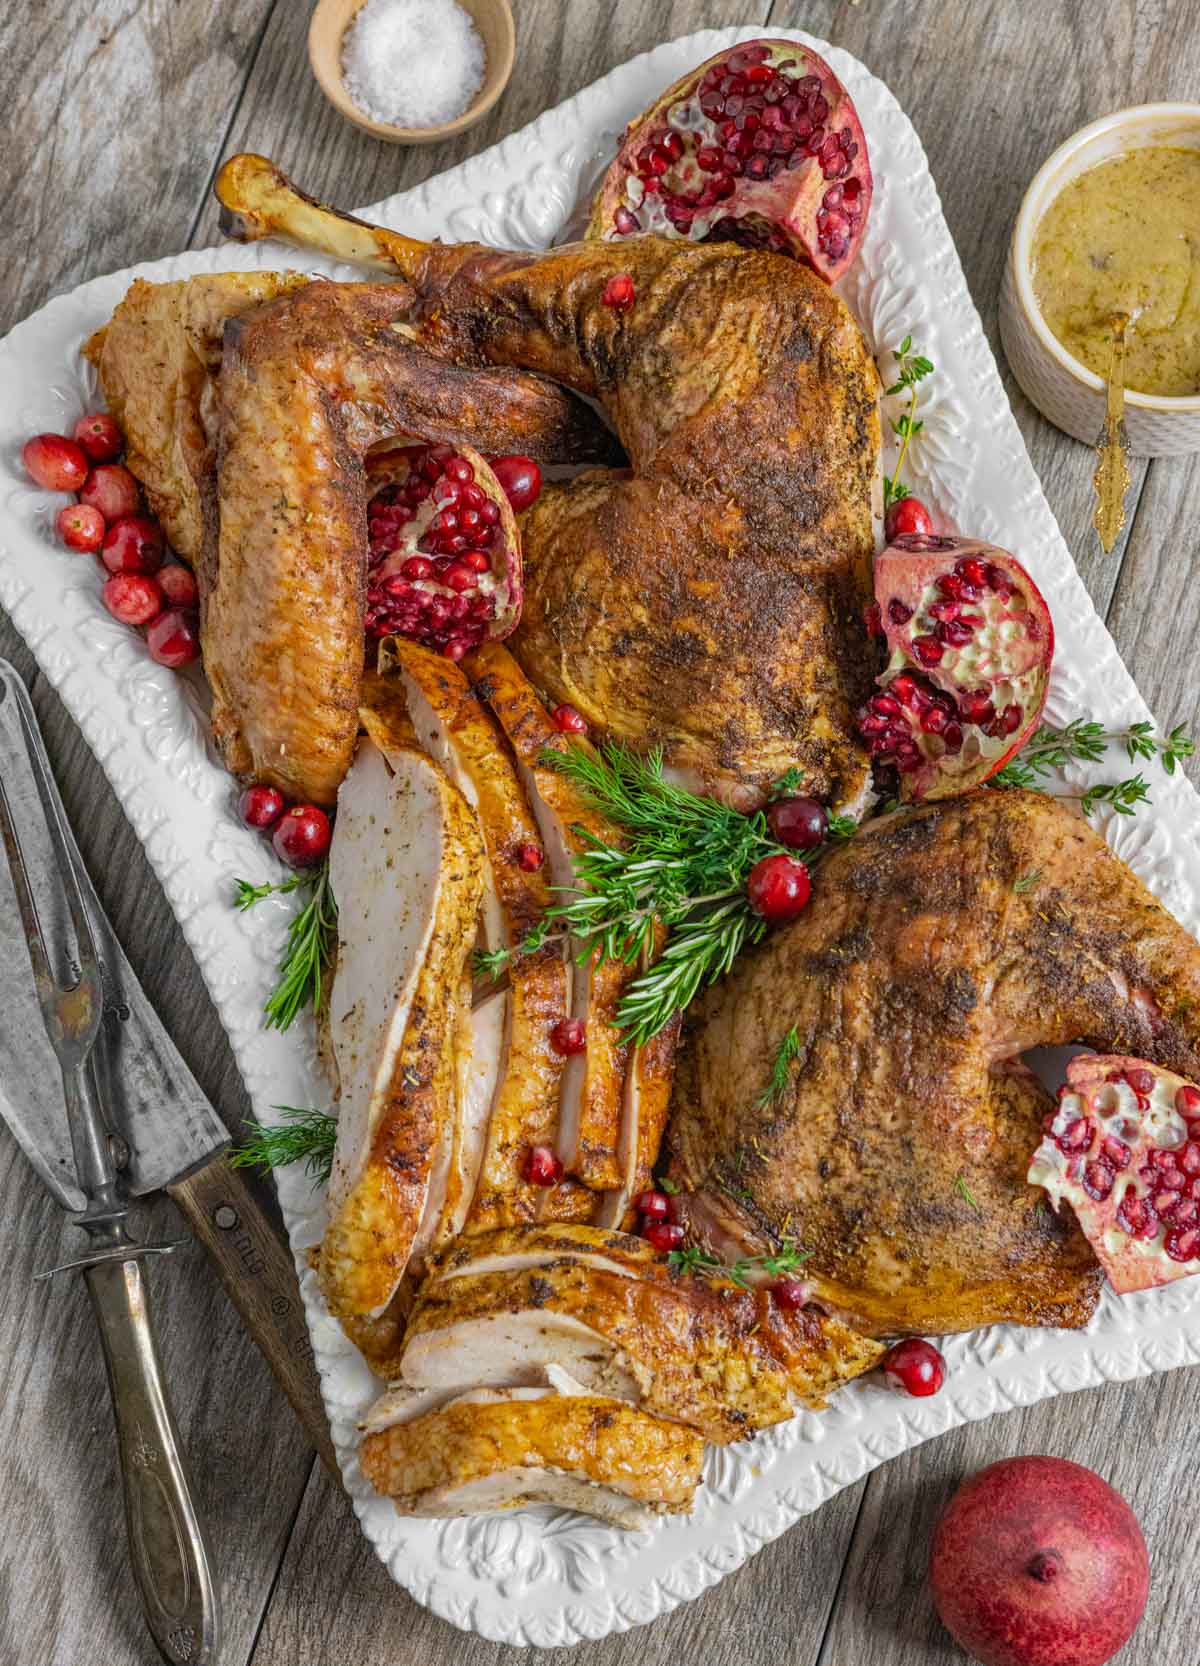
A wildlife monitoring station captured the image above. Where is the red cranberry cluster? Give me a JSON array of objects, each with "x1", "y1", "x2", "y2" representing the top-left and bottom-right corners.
[
  {"x1": 23, "y1": 415, "x2": 199, "y2": 669},
  {"x1": 238, "y1": 785, "x2": 331, "y2": 870}
]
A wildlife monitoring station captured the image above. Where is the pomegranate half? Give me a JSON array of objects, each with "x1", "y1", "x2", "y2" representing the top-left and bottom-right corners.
[
  {"x1": 930, "y1": 1456, "x2": 1149, "y2": 1666},
  {"x1": 1029, "y1": 1054, "x2": 1200, "y2": 1293},
  {"x1": 859, "y1": 534, "x2": 1053, "y2": 801},
  {"x1": 365, "y1": 440, "x2": 523, "y2": 662},
  {"x1": 587, "y1": 39, "x2": 872, "y2": 283}
]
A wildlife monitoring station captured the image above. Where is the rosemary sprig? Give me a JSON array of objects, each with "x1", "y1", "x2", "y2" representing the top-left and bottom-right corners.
[
  {"x1": 955, "y1": 1173, "x2": 982, "y2": 1213},
  {"x1": 882, "y1": 334, "x2": 935, "y2": 510},
  {"x1": 1012, "y1": 868, "x2": 1042, "y2": 894},
  {"x1": 990, "y1": 718, "x2": 1191, "y2": 818},
  {"x1": 475, "y1": 742, "x2": 850, "y2": 1045},
  {"x1": 229, "y1": 1105, "x2": 338, "y2": 1186},
  {"x1": 667, "y1": 1235, "x2": 812, "y2": 1288},
  {"x1": 755, "y1": 1026, "x2": 803, "y2": 1109},
  {"x1": 233, "y1": 861, "x2": 338, "y2": 1030}
]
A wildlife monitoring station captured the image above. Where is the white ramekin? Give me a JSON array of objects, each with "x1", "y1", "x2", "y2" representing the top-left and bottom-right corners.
[{"x1": 999, "y1": 103, "x2": 1200, "y2": 456}]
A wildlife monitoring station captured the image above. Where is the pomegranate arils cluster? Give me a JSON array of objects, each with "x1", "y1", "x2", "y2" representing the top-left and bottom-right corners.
[
  {"x1": 365, "y1": 441, "x2": 519, "y2": 661},
  {"x1": 1029, "y1": 1055, "x2": 1200, "y2": 1292},
  {"x1": 594, "y1": 39, "x2": 871, "y2": 282}
]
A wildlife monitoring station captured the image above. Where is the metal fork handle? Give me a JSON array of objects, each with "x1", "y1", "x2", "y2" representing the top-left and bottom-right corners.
[{"x1": 84, "y1": 1256, "x2": 220, "y2": 1666}]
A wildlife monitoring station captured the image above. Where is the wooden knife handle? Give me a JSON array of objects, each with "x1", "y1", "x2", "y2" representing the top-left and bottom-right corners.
[{"x1": 168, "y1": 1160, "x2": 339, "y2": 1478}]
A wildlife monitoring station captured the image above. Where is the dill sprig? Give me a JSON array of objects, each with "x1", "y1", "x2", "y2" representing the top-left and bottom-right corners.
[
  {"x1": 990, "y1": 718, "x2": 1192, "y2": 817},
  {"x1": 474, "y1": 746, "x2": 850, "y2": 1044},
  {"x1": 668, "y1": 1235, "x2": 812, "y2": 1288},
  {"x1": 234, "y1": 861, "x2": 338, "y2": 1031},
  {"x1": 229, "y1": 1105, "x2": 338, "y2": 1186},
  {"x1": 882, "y1": 334, "x2": 935, "y2": 510},
  {"x1": 755, "y1": 1026, "x2": 803, "y2": 1108}
]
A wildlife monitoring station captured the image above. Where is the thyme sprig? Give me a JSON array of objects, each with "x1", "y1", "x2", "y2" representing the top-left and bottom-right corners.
[
  {"x1": 667, "y1": 1236, "x2": 812, "y2": 1288},
  {"x1": 990, "y1": 718, "x2": 1192, "y2": 817},
  {"x1": 472, "y1": 746, "x2": 853, "y2": 1045},
  {"x1": 229, "y1": 1105, "x2": 338, "y2": 1186},
  {"x1": 882, "y1": 334, "x2": 935, "y2": 510},
  {"x1": 233, "y1": 861, "x2": 338, "y2": 1030}
]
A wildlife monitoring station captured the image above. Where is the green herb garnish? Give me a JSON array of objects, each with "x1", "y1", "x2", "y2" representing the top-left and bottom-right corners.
[
  {"x1": 234, "y1": 860, "x2": 338, "y2": 1030},
  {"x1": 229, "y1": 1105, "x2": 338, "y2": 1186},
  {"x1": 882, "y1": 334, "x2": 935, "y2": 510},
  {"x1": 955, "y1": 1173, "x2": 982, "y2": 1213},
  {"x1": 756, "y1": 1026, "x2": 804, "y2": 1109},
  {"x1": 990, "y1": 718, "x2": 1191, "y2": 819},
  {"x1": 668, "y1": 1235, "x2": 812, "y2": 1288}
]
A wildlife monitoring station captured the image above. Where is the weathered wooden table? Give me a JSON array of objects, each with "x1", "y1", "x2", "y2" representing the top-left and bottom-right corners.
[{"x1": 1, "y1": 2, "x2": 1196, "y2": 1662}]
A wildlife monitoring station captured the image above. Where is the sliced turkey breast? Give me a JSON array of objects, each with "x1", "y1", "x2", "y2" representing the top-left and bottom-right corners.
[
  {"x1": 432, "y1": 1222, "x2": 661, "y2": 1282},
  {"x1": 401, "y1": 1234, "x2": 882, "y2": 1441},
  {"x1": 358, "y1": 1388, "x2": 704, "y2": 1525},
  {"x1": 378, "y1": 641, "x2": 574, "y2": 1227},
  {"x1": 318, "y1": 704, "x2": 483, "y2": 1320},
  {"x1": 467, "y1": 643, "x2": 638, "y2": 1193}
]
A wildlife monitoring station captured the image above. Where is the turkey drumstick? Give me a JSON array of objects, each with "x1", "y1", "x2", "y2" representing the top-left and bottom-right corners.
[{"x1": 212, "y1": 155, "x2": 880, "y2": 811}]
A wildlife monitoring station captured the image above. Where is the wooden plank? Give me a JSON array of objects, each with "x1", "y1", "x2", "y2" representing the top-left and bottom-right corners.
[
  {"x1": 247, "y1": 1462, "x2": 866, "y2": 1666},
  {"x1": 813, "y1": 1367, "x2": 1194, "y2": 1665},
  {"x1": 0, "y1": 0, "x2": 278, "y2": 337}
]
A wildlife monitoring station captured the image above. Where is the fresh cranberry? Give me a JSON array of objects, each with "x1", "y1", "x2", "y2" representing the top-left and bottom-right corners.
[
  {"x1": 634, "y1": 1189, "x2": 673, "y2": 1222},
  {"x1": 239, "y1": 785, "x2": 285, "y2": 831},
  {"x1": 79, "y1": 463, "x2": 140, "y2": 522},
  {"x1": 22, "y1": 434, "x2": 89, "y2": 492},
  {"x1": 489, "y1": 455, "x2": 542, "y2": 513},
  {"x1": 602, "y1": 273, "x2": 636, "y2": 310},
  {"x1": 881, "y1": 1337, "x2": 946, "y2": 1397},
  {"x1": 766, "y1": 795, "x2": 829, "y2": 851},
  {"x1": 72, "y1": 411, "x2": 123, "y2": 463},
  {"x1": 523, "y1": 1144, "x2": 563, "y2": 1187},
  {"x1": 884, "y1": 495, "x2": 934, "y2": 542},
  {"x1": 514, "y1": 841, "x2": 544, "y2": 872},
  {"x1": 550, "y1": 1017, "x2": 587, "y2": 1056},
  {"x1": 747, "y1": 853, "x2": 811, "y2": 923},
  {"x1": 552, "y1": 703, "x2": 588, "y2": 735},
  {"x1": 55, "y1": 503, "x2": 105, "y2": 552},
  {"x1": 101, "y1": 515, "x2": 164, "y2": 575},
  {"x1": 157, "y1": 564, "x2": 199, "y2": 608},
  {"x1": 642, "y1": 1220, "x2": 685, "y2": 1253},
  {"x1": 772, "y1": 1277, "x2": 809, "y2": 1310},
  {"x1": 146, "y1": 609, "x2": 200, "y2": 669},
  {"x1": 272, "y1": 803, "x2": 331, "y2": 868},
  {"x1": 102, "y1": 573, "x2": 163, "y2": 627}
]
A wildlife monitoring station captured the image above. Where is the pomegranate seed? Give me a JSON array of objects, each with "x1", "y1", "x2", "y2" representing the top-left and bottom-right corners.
[
  {"x1": 766, "y1": 796, "x2": 828, "y2": 851},
  {"x1": 642, "y1": 1220, "x2": 685, "y2": 1253},
  {"x1": 1124, "y1": 1067, "x2": 1155, "y2": 1095},
  {"x1": 887, "y1": 598, "x2": 913, "y2": 625},
  {"x1": 1116, "y1": 1189, "x2": 1157, "y2": 1240},
  {"x1": 771, "y1": 1277, "x2": 808, "y2": 1310},
  {"x1": 102, "y1": 573, "x2": 163, "y2": 627},
  {"x1": 523, "y1": 1144, "x2": 563, "y2": 1187},
  {"x1": 959, "y1": 689, "x2": 995, "y2": 726},
  {"x1": 634, "y1": 1189, "x2": 672, "y2": 1222},
  {"x1": 602, "y1": 273, "x2": 636, "y2": 311},
  {"x1": 1099, "y1": 1134, "x2": 1131, "y2": 1170},
  {"x1": 272, "y1": 803, "x2": 331, "y2": 869},
  {"x1": 1152, "y1": 1188, "x2": 1183, "y2": 1220},
  {"x1": 613, "y1": 206, "x2": 640, "y2": 234},
  {"x1": 1056, "y1": 1118, "x2": 1093, "y2": 1154},
  {"x1": 956, "y1": 556, "x2": 990, "y2": 587},
  {"x1": 1001, "y1": 703, "x2": 1023, "y2": 734},
  {"x1": 912, "y1": 634, "x2": 944, "y2": 667},
  {"x1": 1176, "y1": 1084, "x2": 1200, "y2": 1119},
  {"x1": 1081, "y1": 1159, "x2": 1115, "y2": 1201},
  {"x1": 552, "y1": 704, "x2": 588, "y2": 735},
  {"x1": 101, "y1": 514, "x2": 164, "y2": 576},
  {"x1": 489, "y1": 455, "x2": 542, "y2": 513},
  {"x1": 881, "y1": 1338, "x2": 946, "y2": 1397},
  {"x1": 157, "y1": 564, "x2": 199, "y2": 608},
  {"x1": 747, "y1": 853, "x2": 811, "y2": 924},
  {"x1": 1165, "y1": 1224, "x2": 1200, "y2": 1262},
  {"x1": 146, "y1": 608, "x2": 200, "y2": 669},
  {"x1": 514, "y1": 842, "x2": 544, "y2": 871},
  {"x1": 884, "y1": 496, "x2": 933, "y2": 541},
  {"x1": 550, "y1": 1018, "x2": 587, "y2": 1056},
  {"x1": 72, "y1": 411, "x2": 123, "y2": 463},
  {"x1": 239, "y1": 785, "x2": 285, "y2": 830},
  {"x1": 864, "y1": 601, "x2": 883, "y2": 637},
  {"x1": 79, "y1": 463, "x2": 140, "y2": 522},
  {"x1": 55, "y1": 503, "x2": 105, "y2": 552},
  {"x1": 22, "y1": 433, "x2": 89, "y2": 493}
]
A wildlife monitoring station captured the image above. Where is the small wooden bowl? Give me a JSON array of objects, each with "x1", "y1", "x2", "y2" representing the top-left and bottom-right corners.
[{"x1": 308, "y1": 0, "x2": 515, "y2": 146}]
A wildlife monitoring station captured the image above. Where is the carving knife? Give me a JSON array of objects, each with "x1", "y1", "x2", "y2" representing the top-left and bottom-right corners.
[{"x1": 0, "y1": 665, "x2": 336, "y2": 1638}]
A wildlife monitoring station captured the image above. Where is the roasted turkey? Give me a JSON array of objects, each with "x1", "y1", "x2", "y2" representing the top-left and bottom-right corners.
[
  {"x1": 668, "y1": 788, "x2": 1200, "y2": 1337},
  {"x1": 211, "y1": 155, "x2": 880, "y2": 812}
]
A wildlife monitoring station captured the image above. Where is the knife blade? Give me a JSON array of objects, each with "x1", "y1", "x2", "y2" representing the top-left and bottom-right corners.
[{"x1": 0, "y1": 662, "x2": 336, "y2": 1474}]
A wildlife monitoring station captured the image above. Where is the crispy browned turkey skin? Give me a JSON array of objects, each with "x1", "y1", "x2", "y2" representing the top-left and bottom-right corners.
[
  {"x1": 211, "y1": 159, "x2": 881, "y2": 810},
  {"x1": 667, "y1": 789, "x2": 1200, "y2": 1338}
]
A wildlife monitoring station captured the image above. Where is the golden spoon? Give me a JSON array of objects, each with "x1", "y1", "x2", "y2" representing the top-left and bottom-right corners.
[{"x1": 1092, "y1": 312, "x2": 1132, "y2": 554}]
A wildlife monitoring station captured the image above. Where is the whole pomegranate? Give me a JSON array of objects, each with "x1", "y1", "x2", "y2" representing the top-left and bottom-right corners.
[
  {"x1": 930, "y1": 1457, "x2": 1149, "y2": 1666},
  {"x1": 588, "y1": 38, "x2": 872, "y2": 282}
]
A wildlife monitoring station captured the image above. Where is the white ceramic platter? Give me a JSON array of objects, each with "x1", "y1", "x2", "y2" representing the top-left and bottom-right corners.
[{"x1": 3, "y1": 24, "x2": 1200, "y2": 1650}]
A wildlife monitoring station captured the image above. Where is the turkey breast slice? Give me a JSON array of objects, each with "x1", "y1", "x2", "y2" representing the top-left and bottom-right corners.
[
  {"x1": 318, "y1": 701, "x2": 483, "y2": 1321},
  {"x1": 358, "y1": 1390, "x2": 703, "y2": 1525},
  {"x1": 380, "y1": 640, "x2": 576, "y2": 1229},
  {"x1": 431, "y1": 1222, "x2": 661, "y2": 1283},
  {"x1": 467, "y1": 643, "x2": 635, "y2": 1193}
]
